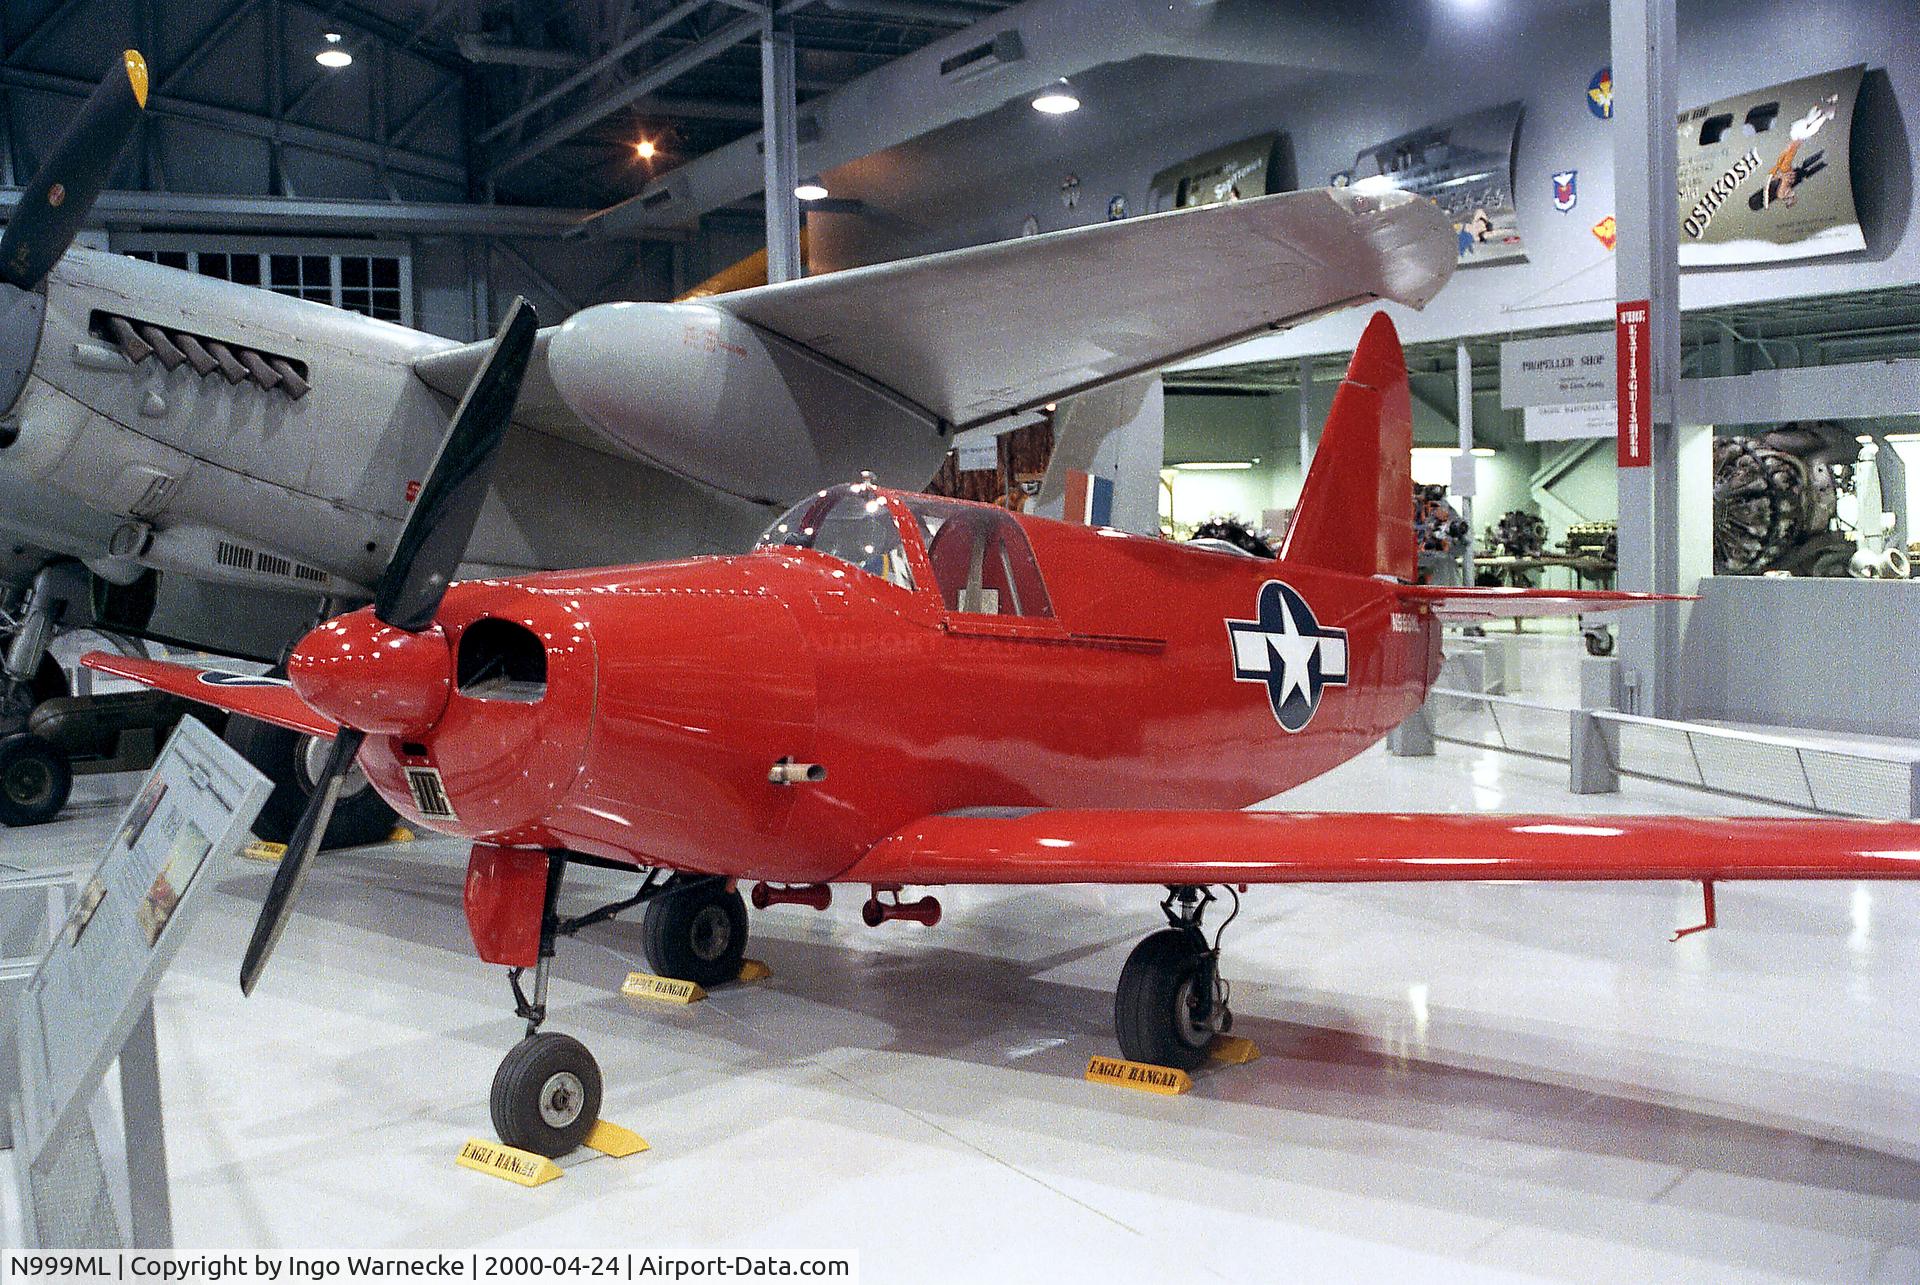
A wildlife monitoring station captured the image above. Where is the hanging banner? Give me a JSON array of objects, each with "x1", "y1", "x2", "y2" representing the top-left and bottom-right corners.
[
  {"x1": 1148, "y1": 133, "x2": 1288, "y2": 213},
  {"x1": 1676, "y1": 65, "x2": 1865, "y2": 266},
  {"x1": 1615, "y1": 300, "x2": 1651, "y2": 468},
  {"x1": 1335, "y1": 102, "x2": 1526, "y2": 267}
]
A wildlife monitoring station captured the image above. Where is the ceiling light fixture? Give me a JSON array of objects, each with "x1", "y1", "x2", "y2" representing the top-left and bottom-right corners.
[
  {"x1": 635, "y1": 139, "x2": 658, "y2": 160},
  {"x1": 794, "y1": 176, "x2": 829, "y2": 201},
  {"x1": 1031, "y1": 80, "x2": 1080, "y2": 115},
  {"x1": 1170, "y1": 460, "x2": 1255, "y2": 472},
  {"x1": 316, "y1": 33, "x2": 353, "y2": 68}
]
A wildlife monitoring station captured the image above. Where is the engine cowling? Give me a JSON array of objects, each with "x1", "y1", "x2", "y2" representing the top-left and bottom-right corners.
[{"x1": 546, "y1": 300, "x2": 944, "y2": 504}]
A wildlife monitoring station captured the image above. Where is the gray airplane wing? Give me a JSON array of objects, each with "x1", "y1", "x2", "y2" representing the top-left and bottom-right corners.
[
  {"x1": 414, "y1": 187, "x2": 1454, "y2": 452},
  {"x1": 707, "y1": 186, "x2": 1453, "y2": 431}
]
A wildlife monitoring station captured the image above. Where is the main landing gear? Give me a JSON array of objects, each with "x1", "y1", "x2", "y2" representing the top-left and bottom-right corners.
[
  {"x1": 486, "y1": 857, "x2": 751, "y2": 1156},
  {"x1": 1114, "y1": 886, "x2": 1237, "y2": 1072}
]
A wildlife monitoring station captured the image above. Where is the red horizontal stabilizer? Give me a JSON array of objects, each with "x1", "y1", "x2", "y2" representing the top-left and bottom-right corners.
[
  {"x1": 81, "y1": 651, "x2": 337, "y2": 740},
  {"x1": 1396, "y1": 584, "x2": 1690, "y2": 621},
  {"x1": 842, "y1": 809, "x2": 1920, "y2": 887}
]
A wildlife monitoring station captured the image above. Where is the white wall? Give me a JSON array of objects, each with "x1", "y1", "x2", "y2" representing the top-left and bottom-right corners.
[{"x1": 814, "y1": 0, "x2": 1920, "y2": 363}]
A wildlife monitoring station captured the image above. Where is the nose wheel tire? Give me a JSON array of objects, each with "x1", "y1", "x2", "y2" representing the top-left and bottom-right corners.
[
  {"x1": 1114, "y1": 927, "x2": 1225, "y2": 1072},
  {"x1": 642, "y1": 876, "x2": 748, "y2": 988},
  {"x1": 490, "y1": 1032, "x2": 602, "y2": 1158},
  {"x1": 0, "y1": 732, "x2": 72, "y2": 827}
]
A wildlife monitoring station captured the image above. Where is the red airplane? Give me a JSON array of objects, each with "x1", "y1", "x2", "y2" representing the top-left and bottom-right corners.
[{"x1": 88, "y1": 301, "x2": 1920, "y2": 1159}]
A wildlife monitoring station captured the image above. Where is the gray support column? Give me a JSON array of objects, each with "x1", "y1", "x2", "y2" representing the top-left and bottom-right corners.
[
  {"x1": 1386, "y1": 707, "x2": 1436, "y2": 757},
  {"x1": 1456, "y1": 342, "x2": 1476, "y2": 585},
  {"x1": 1569, "y1": 710, "x2": 1621, "y2": 794},
  {"x1": 119, "y1": 1004, "x2": 172, "y2": 1248},
  {"x1": 1297, "y1": 356, "x2": 1315, "y2": 476},
  {"x1": 1611, "y1": 0, "x2": 1683, "y2": 715},
  {"x1": 759, "y1": 18, "x2": 802, "y2": 284}
]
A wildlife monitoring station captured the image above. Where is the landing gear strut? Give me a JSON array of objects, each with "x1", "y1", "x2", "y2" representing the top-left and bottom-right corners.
[
  {"x1": 487, "y1": 858, "x2": 751, "y2": 1156},
  {"x1": 1114, "y1": 886, "x2": 1236, "y2": 1071},
  {"x1": 493, "y1": 855, "x2": 604, "y2": 1156}
]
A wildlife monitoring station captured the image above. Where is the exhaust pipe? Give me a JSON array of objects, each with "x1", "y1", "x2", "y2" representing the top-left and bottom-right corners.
[
  {"x1": 751, "y1": 882, "x2": 833, "y2": 911},
  {"x1": 862, "y1": 885, "x2": 941, "y2": 927}
]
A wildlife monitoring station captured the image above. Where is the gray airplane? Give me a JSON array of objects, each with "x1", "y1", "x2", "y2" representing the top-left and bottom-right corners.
[{"x1": 0, "y1": 51, "x2": 1453, "y2": 844}]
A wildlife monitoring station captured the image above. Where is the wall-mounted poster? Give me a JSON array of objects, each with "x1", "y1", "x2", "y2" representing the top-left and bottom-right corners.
[
  {"x1": 1340, "y1": 102, "x2": 1525, "y2": 267},
  {"x1": 1147, "y1": 133, "x2": 1288, "y2": 213},
  {"x1": 1676, "y1": 65, "x2": 1865, "y2": 266}
]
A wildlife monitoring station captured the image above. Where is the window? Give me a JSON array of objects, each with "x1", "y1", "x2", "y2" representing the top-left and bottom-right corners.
[
  {"x1": 906, "y1": 496, "x2": 1053, "y2": 619},
  {"x1": 758, "y1": 488, "x2": 916, "y2": 591},
  {"x1": 121, "y1": 243, "x2": 409, "y2": 324}
]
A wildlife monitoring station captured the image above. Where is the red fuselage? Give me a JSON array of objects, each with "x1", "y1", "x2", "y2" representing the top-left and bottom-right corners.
[{"x1": 305, "y1": 489, "x2": 1440, "y2": 883}]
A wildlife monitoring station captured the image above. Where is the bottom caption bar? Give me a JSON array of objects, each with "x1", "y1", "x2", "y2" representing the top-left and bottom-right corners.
[{"x1": 4, "y1": 1255, "x2": 859, "y2": 1285}]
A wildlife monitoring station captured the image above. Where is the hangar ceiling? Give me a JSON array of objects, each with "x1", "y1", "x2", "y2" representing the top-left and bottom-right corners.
[{"x1": 0, "y1": 0, "x2": 1021, "y2": 228}]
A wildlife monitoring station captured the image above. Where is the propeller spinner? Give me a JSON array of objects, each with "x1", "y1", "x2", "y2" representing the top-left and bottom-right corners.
[{"x1": 238, "y1": 298, "x2": 539, "y2": 996}]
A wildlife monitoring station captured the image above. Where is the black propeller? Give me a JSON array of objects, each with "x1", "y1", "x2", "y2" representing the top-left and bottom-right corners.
[
  {"x1": 0, "y1": 50, "x2": 149, "y2": 291},
  {"x1": 238, "y1": 297, "x2": 540, "y2": 996}
]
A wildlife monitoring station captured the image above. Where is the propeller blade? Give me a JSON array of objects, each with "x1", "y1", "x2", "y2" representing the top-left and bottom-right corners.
[
  {"x1": 373, "y1": 297, "x2": 537, "y2": 631},
  {"x1": 0, "y1": 50, "x2": 149, "y2": 291},
  {"x1": 239, "y1": 726, "x2": 366, "y2": 996}
]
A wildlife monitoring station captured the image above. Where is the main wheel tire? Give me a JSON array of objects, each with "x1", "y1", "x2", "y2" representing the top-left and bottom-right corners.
[
  {"x1": 0, "y1": 732, "x2": 72, "y2": 827},
  {"x1": 1114, "y1": 927, "x2": 1223, "y2": 1072},
  {"x1": 642, "y1": 876, "x2": 748, "y2": 987},
  {"x1": 29, "y1": 654, "x2": 68, "y2": 707},
  {"x1": 224, "y1": 688, "x2": 396, "y2": 850},
  {"x1": 490, "y1": 1032, "x2": 602, "y2": 1158}
]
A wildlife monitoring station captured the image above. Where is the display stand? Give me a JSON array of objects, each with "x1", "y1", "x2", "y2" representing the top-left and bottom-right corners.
[{"x1": 9, "y1": 717, "x2": 268, "y2": 1248}]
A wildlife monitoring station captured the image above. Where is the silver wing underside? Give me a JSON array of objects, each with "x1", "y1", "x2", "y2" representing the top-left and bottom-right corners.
[{"x1": 416, "y1": 186, "x2": 1456, "y2": 443}]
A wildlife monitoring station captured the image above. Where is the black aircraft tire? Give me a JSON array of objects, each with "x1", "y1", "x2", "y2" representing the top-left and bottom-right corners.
[
  {"x1": 0, "y1": 732, "x2": 72, "y2": 827},
  {"x1": 1114, "y1": 927, "x2": 1219, "y2": 1072},
  {"x1": 224, "y1": 698, "x2": 396, "y2": 850},
  {"x1": 30, "y1": 654, "x2": 68, "y2": 706},
  {"x1": 490, "y1": 1032, "x2": 602, "y2": 1158},
  {"x1": 642, "y1": 877, "x2": 749, "y2": 988}
]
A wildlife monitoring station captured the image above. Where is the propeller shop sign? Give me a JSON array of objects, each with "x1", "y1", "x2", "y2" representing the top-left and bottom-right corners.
[{"x1": 1677, "y1": 65, "x2": 1865, "y2": 265}]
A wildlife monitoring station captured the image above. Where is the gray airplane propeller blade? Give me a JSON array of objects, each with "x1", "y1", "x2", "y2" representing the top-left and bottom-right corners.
[
  {"x1": 236, "y1": 299, "x2": 537, "y2": 995},
  {"x1": 239, "y1": 726, "x2": 366, "y2": 996},
  {"x1": 0, "y1": 50, "x2": 149, "y2": 291},
  {"x1": 374, "y1": 296, "x2": 538, "y2": 632}
]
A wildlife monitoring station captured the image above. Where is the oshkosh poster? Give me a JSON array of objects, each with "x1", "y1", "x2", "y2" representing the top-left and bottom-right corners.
[{"x1": 1676, "y1": 65, "x2": 1865, "y2": 266}]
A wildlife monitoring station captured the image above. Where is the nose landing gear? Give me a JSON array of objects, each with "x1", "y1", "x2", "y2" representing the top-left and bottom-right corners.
[
  {"x1": 1114, "y1": 886, "x2": 1236, "y2": 1072},
  {"x1": 484, "y1": 857, "x2": 752, "y2": 1157}
]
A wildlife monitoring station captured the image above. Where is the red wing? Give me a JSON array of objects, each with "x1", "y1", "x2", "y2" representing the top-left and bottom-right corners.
[
  {"x1": 1395, "y1": 584, "x2": 1689, "y2": 620},
  {"x1": 81, "y1": 651, "x2": 337, "y2": 740},
  {"x1": 841, "y1": 809, "x2": 1920, "y2": 886}
]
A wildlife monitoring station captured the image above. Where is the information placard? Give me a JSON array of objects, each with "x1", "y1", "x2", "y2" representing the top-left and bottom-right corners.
[{"x1": 13, "y1": 717, "x2": 269, "y2": 1162}]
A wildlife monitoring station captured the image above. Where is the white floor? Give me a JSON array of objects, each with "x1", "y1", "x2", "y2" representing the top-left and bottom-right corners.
[{"x1": 5, "y1": 739, "x2": 1919, "y2": 1281}]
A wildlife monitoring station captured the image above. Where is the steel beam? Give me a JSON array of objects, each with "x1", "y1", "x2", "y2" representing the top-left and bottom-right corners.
[
  {"x1": 488, "y1": 12, "x2": 762, "y2": 181},
  {"x1": 455, "y1": 36, "x2": 583, "y2": 71},
  {"x1": 822, "y1": 0, "x2": 996, "y2": 24},
  {"x1": 0, "y1": 187, "x2": 688, "y2": 239},
  {"x1": 0, "y1": 63, "x2": 465, "y2": 186},
  {"x1": 760, "y1": 19, "x2": 801, "y2": 283},
  {"x1": 155, "y1": 0, "x2": 263, "y2": 96},
  {"x1": 1610, "y1": 0, "x2": 1682, "y2": 716},
  {"x1": 477, "y1": 0, "x2": 709, "y2": 145},
  {"x1": 388, "y1": 77, "x2": 461, "y2": 146}
]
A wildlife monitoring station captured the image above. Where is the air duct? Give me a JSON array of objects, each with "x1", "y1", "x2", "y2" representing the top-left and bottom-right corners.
[{"x1": 582, "y1": 0, "x2": 1428, "y2": 236}]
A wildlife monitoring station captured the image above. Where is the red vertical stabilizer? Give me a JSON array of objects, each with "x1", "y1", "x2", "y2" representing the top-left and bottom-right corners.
[{"x1": 1279, "y1": 312, "x2": 1416, "y2": 582}]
